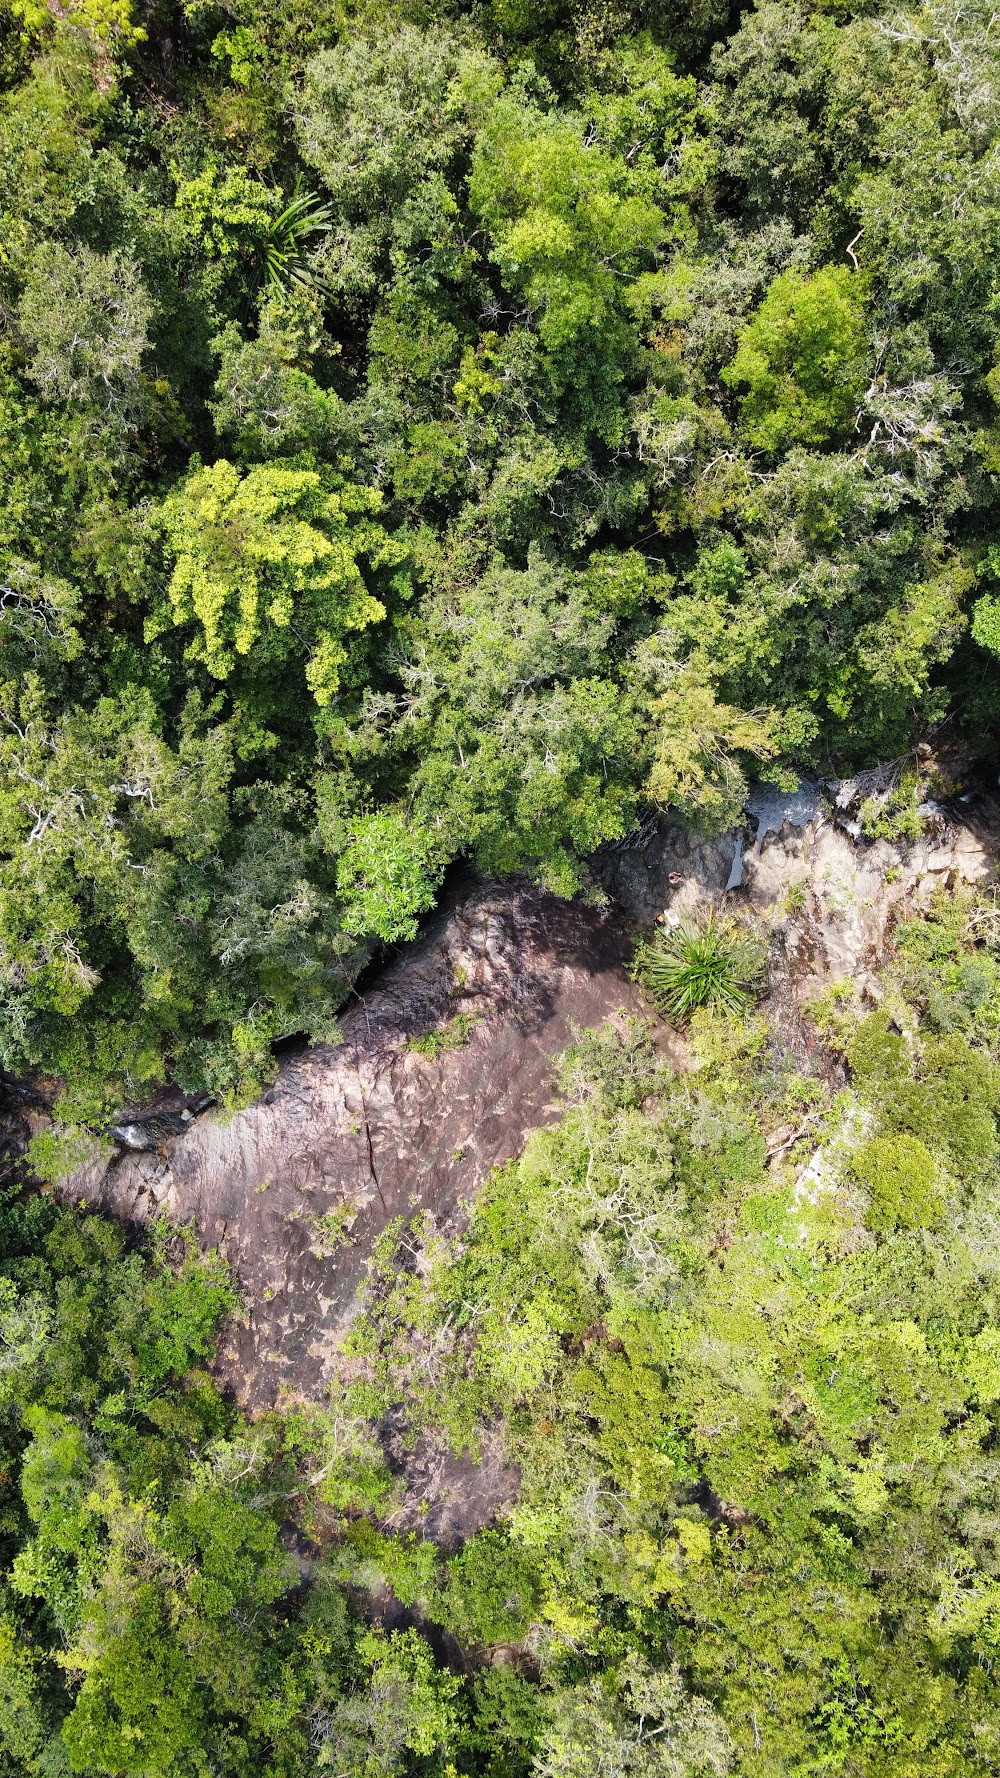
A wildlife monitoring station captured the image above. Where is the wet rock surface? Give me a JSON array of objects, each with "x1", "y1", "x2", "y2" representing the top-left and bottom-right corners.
[
  {"x1": 35, "y1": 783, "x2": 1000, "y2": 1417},
  {"x1": 62, "y1": 877, "x2": 645, "y2": 1409}
]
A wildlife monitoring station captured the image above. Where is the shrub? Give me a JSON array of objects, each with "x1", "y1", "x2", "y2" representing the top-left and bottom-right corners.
[
  {"x1": 439, "y1": 1531, "x2": 540, "y2": 1647},
  {"x1": 843, "y1": 1010, "x2": 911, "y2": 1091},
  {"x1": 407, "y1": 1012, "x2": 480, "y2": 1057},
  {"x1": 633, "y1": 915, "x2": 766, "y2": 1021},
  {"x1": 850, "y1": 1132, "x2": 944, "y2": 1232},
  {"x1": 858, "y1": 772, "x2": 925, "y2": 842}
]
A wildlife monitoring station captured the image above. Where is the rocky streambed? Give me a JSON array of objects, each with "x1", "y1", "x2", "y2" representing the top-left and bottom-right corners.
[
  {"x1": 8, "y1": 782, "x2": 1000, "y2": 1410},
  {"x1": 60, "y1": 880, "x2": 648, "y2": 1408}
]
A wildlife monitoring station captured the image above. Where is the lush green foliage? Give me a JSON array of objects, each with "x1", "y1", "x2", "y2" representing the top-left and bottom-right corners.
[
  {"x1": 339, "y1": 891, "x2": 1000, "y2": 1778},
  {"x1": 1, "y1": 0, "x2": 999, "y2": 1110},
  {"x1": 633, "y1": 913, "x2": 766, "y2": 1017},
  {"x1": 0, "y1": 1179, "x2": 495, "y2": 1777},
  {"x1": 6, "y1": 0, "x2": 1000, "y2": 1754},
  {"x1": 8, "y1": 891, "x2": 1000, "y2": 1774},
  {"x1": 721, "y1": 263, "x2": 867, "y2": 451}
]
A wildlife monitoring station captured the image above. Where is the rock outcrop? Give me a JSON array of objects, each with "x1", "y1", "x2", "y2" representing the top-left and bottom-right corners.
[
  {"x1": 37, "y1": 783, "x2": 1000, "y2": 1409},
  {"x1": 61, "y1": 878, "x2": 646, "y2": 1408},
  {"x1": 598, "y1": 782, "x2": 997, "y2": 1001}
]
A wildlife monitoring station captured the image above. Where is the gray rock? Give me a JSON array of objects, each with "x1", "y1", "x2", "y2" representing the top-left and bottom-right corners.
[
  {"x1": 745, "y1": 778, "x2": 824, "y2": 852},
  {"x1": 725, "y1": 831, "x2": 745, "y2": 891}
]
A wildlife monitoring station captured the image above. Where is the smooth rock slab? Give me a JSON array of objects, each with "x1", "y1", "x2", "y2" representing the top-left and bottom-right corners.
[
  {"x1": 58, "y1": 791, "x2": 1000, "y2": 1411},
  {"x1": 66, "y1": 877, "x2": 645, "y2": 1409}
]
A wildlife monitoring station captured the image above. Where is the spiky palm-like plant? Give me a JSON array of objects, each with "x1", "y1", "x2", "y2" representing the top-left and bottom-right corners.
[
  {"x1": 633, "y1": 914, "x2": 766, "y2": 1021},
  {"x1": 253, "y1": 178, "x2": 334, "y2": 296}
]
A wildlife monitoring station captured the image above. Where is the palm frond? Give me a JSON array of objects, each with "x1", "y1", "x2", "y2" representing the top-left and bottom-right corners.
[
  {"x1": 253, "y1": 177, "x2": 334, "y2": 297},
  {"x1": 632, "y1": 913, "x2": 766, "y2": 1022}
]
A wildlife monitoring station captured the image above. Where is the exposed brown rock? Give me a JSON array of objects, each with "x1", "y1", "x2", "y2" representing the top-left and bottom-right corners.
[
  {"x1": 63, "y1": 876, "x2": 645, "y2": 1409},
  {"x1": 46, "y1": 787, "x2": 1000, "y2": 1419}
]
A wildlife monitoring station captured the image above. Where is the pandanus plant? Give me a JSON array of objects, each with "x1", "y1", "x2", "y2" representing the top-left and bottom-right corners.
[
  {"x1": 632, "y1": 912, "x2": 766, "y2": 1021},
  {"x1": 252, "y1": 177, "x2": 334, "y2": 297}
]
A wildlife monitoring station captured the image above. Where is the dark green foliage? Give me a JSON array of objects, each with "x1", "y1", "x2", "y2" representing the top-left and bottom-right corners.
[
  {"x1": 440, "y1": 1530, "x2": 540, "y2": 1645},
  {"x1": 1, "y1": 0, "x2": 1000, "y2": 1111},
  {"x1": 6, "y1": 0, "x2": 1000, "y2": 1756}
]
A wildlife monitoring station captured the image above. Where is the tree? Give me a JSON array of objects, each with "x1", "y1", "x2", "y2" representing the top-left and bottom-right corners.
[
  {"x1": 295, "y1": 28, "x2": 494, "y2": 302},
  {"x1": 17, "y1": 243, "x2": 153, "y2": 424},
  {"x1": 469, "y1": 88, "x2": 664, "y2": 435},
  {"x1": 335, "y1": 809, "x2": 443, "y2": 945},
  {"x1": 722, "y1": 264, "x2": 867, "y2": 451},
  {"x1": 537, "y1": 1657, "x2": 733, "y2": 1778},
  {"x1": 154, "y1": 459, "x2": 403, "y2": 705}
]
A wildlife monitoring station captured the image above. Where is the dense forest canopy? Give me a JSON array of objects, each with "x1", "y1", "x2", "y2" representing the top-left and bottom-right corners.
[
  {"x1": 6, "y1": 2, "x2": 1000, "y2": 1771},
  {"x1": 2, "y1": 0, "x2": 1000, "y2": 1113},
  {"x1": 5, "y1": 893, "x2": 1000, "y2": 1775}
]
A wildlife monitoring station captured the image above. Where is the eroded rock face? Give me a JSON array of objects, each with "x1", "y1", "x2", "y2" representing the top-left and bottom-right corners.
[
  {"x1": 48, "y1": 787, "x2": 1000, "y2": 1412},
  {"x1": 65, "y1": 878, "x2": 645, "y2": 1409},
  {"x1": 598, "y1": 787, "x2": 999, "y2": 1008}
]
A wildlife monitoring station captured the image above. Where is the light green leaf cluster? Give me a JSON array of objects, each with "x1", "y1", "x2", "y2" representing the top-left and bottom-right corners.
[
  {"x1": 154, "y1": 459, "x2": 398, "y2": 703},
  {"x1": 722, "y1": 264, "x2": 867, "y2": 451}
]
